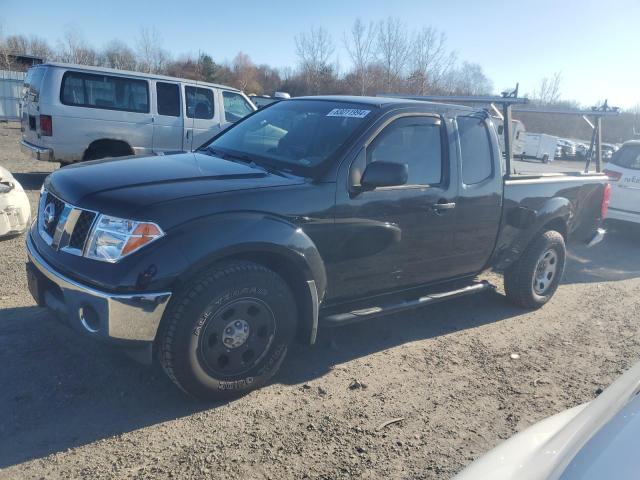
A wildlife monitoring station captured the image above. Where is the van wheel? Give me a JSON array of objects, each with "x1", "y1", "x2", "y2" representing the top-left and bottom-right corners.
[
  {"x1": 504, "y1": 230, "x2": 566, "y2": 309},
  {"x1": 158, "y1": 261, "x2": 297, "y2": 400},
  {"x1": 542, "y1": 154, "x2": 550, "y2": 164}
]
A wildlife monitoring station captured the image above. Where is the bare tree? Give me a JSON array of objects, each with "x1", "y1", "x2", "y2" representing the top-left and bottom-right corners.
[
  {"x1": 295, "y1": 27, "x2": 334, "y2": 94},
  {"x1": 136, "y1": 27, "x2": 168, "y2": 74},
  {"x1": 232, "y1": 52, "x2": 260, "y2": 92},
  {"x1": 343, "y1": 18, "x2": 376, "y2": 95},
  {"x1": 376, "y1": 17, "x2": 409, "y2": 92},
  {"x1": 444, "y1": 62, "x2": 493, "y2": 95},
  {"x1": 101, "y1": 40, "x2": 137, "y2": 70},
  {"x1": 407, "y1": 27, "x2": 455, "y2": 94},
  {"x1": 57, "y1": 29, "x2": 97, "y2": 65},
  {"x1": 533, "y1": 72, "x2": 562, "y2": 104}
]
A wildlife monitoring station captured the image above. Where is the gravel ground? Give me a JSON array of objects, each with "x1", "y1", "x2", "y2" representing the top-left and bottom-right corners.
[{"x1": 1, "y1": 122, "x2": 639, "y2": 479}]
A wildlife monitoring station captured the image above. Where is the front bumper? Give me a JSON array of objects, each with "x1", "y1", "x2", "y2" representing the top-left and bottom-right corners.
[
  {"x1": 26, "y1": 234, "x2": 171, "y2": 342},
  {"x1": 20, "y1": 139, "x2": 54, "y2": 162}
]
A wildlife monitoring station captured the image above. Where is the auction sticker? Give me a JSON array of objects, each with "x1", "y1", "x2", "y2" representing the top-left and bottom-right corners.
[{"x1": 326, "y1": 108, "x2": 371, "y2": 118}]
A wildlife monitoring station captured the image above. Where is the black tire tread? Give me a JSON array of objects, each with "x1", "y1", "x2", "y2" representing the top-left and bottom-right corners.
[
  {"x1": 158, "y1": 261, "x2": 286, "y2": 397},
  {"x1": 504, "y1": 230, "x2": 565, "y2": 309}
]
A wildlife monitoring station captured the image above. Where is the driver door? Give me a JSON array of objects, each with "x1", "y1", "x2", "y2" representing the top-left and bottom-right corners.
[{"x1": 327, "y1": 114, "x2": 459, "y2": 303}]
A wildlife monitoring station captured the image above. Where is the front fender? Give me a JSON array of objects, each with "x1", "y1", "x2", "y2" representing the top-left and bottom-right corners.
[{"x1": 171, "y1": 212, "x2": 327, "y2": 298}]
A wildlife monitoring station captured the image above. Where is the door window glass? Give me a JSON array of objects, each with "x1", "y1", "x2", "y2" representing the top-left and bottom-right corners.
[
  {"x1": 156, "y1": 82, "x2": 180, "y2": 117},
  {"x1": 367, "y1": 116, "x2": 442, "y2": 185},
  {"x1": 222, "y1": 91, "x2": 254, "y2": 123},
  {"x1": 458, "y1": 116, "x2": 493, "y2": 184},
  {"x1": 185, "y1": 86, "x2": 214, "y2": 119}
]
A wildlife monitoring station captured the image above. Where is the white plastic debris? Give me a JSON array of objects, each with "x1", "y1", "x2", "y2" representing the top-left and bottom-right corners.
[
  {"x1": 510, "y1": 353, "x2": 521, "y2": 360},
  {"x1": 0, "y1": 166, "x2": 31, "y2": 238}
]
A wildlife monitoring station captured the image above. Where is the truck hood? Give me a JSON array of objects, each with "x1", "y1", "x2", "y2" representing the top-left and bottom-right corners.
[{"x1": 45, "y1": 152, "x2": 305, "y2": 212}]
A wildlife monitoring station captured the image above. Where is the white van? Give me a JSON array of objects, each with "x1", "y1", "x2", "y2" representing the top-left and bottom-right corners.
[{"x1": 20, "y1": 63, "x2": 256, "y2": 164}]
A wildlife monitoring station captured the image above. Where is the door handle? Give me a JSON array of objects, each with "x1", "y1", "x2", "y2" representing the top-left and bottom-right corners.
[
  {"x1": 186, "y1": 129, "x2": 191, "y2": 139},
  {"x1": 431, "y1": 201, "x2": 456, "y2": 214}
]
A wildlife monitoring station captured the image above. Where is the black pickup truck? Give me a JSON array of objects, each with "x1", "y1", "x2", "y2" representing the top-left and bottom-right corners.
[{"x1": 25, "y1": 96, "x2": 609, "y2": 399}]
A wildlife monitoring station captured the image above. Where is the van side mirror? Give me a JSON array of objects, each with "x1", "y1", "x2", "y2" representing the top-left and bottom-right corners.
[{"x1": 360, "y1": 161, "x2": 408, "y2": 191}]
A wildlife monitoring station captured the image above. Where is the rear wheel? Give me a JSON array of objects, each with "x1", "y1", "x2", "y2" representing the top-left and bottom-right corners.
[
  {"x1": 158, "y1": 261, "x2": 296, "y2": 400},
  {"x1": 504, "y1": 230, "x2": 566, "y2": 309}
]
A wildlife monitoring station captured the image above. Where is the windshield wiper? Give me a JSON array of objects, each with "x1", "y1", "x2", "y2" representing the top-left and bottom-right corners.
[{"x1": 207, "y1": 147, "x2": 289, "y2": 177}]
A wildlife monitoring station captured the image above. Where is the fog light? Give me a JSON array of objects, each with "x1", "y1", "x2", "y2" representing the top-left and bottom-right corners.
[{"x1": 79, "y1": 305, "x2": 100, "y2": 333}]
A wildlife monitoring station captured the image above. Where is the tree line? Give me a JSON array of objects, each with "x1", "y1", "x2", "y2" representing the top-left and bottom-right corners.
[{"x1": 0, "y1": 19, "x2": 493, "y2": 98}]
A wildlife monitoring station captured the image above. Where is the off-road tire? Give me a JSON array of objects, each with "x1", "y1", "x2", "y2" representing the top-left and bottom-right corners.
[
  {"x1": 504, "y1": 230, "x2": 566, "y2": 309},
  {"x1": 158, "y1": 261, "x2": 297, "y2": 400}
]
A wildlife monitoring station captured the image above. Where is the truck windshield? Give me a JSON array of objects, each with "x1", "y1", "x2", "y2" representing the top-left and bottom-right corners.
[{"x1": 204, "y1": 100, "x2": 376, "y2": 174}]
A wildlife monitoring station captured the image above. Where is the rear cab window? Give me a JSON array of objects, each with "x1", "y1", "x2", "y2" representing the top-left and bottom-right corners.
[
  {"x1": 60, "y1": 71, "x2": 149, "y2": 113},
  {"x1": 222, "y1": 91, "x2": 254, "y2": 123},
  {"x1": 457, "y1": 115, "x2": 494, "y2": 185},
  {"x1": 185, "y1": 86, "x2": 214, "y2": 119}
]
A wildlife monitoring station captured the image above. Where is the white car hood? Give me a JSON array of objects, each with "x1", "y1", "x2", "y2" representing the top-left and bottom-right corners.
[{"x1": 455, "y1": 361, "x2": 640, "y2": 480}]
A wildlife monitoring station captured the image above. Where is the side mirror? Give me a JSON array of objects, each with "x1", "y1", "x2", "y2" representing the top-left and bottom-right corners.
[{"x1": 360, "y1": 161, "x2": 408, "y2": 191}]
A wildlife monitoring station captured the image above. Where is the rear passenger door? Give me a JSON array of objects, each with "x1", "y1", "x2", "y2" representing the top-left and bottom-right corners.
[
  {"x1": 152, "y1": 81, "x2": 184, "y2": 153},
  {"x1": 184, "y1": 85, "x2": 221, "y2": 150},
  {"x1": 450, "y1": 115, "x2": 503, "y2": 274}
]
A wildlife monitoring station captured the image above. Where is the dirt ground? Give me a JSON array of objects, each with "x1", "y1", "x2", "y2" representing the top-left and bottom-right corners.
[{"x1": 1, "y1": 121, "x2": 639, "y2": 479}]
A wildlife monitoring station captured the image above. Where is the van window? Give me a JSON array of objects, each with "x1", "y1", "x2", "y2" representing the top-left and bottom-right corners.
[
  {"x1": 457, "y1": 116, "x2": 493, "y2": 185},
  {"x1": 223, "y1": 91, "x2": 254, "y2": 123},
  {"x1": 611, "y1": 144, "x2": 640, "y2": 170},
  {"x1": 24, "y1": 67, "x2": 46, "y2": 100},
  {"x1": 156, "y1": 82, "x2": 180, "y2": 117},
  {"x1": 185, "y1": 86, "x2": 214, "y2": 119},
  {"x1": 61, "y1": 71, "x2": 149, "y2": 113},
  {"x1": 367, "y1": 116, "x2": 443, "y2": 186}
]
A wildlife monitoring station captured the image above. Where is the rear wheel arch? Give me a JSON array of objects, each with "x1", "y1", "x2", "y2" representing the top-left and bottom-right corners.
[{"x1": 83, "y1": 139, "x2": 134, "y2": 161}]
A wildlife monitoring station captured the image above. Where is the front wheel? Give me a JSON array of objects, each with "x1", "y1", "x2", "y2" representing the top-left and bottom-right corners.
[
  {"x1": 158, "y1": 261, "x2": 297, "y2": 400},
  {"x1": 504, "y1": 230, "x2": 566, "y2": 309}
]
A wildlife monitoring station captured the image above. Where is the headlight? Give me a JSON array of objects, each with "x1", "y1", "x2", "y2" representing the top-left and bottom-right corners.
[{"x1": 86, "y1": 214, "x2": 164, "y2": 263}]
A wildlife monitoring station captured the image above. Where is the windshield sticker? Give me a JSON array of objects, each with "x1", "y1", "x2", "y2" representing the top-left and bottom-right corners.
[{"x1": 326, "y1": 108, "x2": 371, "y2": 118}]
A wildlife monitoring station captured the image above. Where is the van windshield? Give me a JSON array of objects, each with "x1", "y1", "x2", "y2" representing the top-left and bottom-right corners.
[
  {"x1": 611, "y1": 144, "x2": 640, "y2": 170},
  {"x1": 204, "y1": 100, "x2": 376, "y2": 175}
]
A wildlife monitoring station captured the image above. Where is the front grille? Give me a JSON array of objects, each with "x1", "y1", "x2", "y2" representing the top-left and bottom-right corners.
[
  {"x1": 43, "y1": 193, "x2": 65, "y2": 237},
  {"x1": 69, "y1": 210, "x2": 96, "y2": 250},
  {"x1": 38, "y1": 190, "x2": 97, "y2": 255}
]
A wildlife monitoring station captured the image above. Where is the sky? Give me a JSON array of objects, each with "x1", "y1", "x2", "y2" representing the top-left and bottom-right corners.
[{"x1": 2, "y1": 0, "x2": 639, "y2": 108}]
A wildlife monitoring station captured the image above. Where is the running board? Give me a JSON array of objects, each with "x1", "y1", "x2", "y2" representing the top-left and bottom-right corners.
[{"x1": 321, "y1": 281, "x2": 494, "y2": 326}]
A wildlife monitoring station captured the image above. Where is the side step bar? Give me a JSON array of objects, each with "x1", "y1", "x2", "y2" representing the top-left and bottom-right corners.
[{"x1": 321, "y1": 281, "x2": 494, "y2": 326}]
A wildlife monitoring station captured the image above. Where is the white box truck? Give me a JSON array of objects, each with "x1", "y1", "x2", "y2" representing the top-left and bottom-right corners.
[{"x1": 520, "y1": 133, "x2": 558, "y2": 163}]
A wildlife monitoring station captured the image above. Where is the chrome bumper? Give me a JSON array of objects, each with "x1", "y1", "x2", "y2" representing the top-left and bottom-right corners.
[
  {"x1": 20, "y1": 139, "x2": 54, "y2": 161},
  {"x1": 26, "y1": 234, "x2": 171, "y2": 342}
]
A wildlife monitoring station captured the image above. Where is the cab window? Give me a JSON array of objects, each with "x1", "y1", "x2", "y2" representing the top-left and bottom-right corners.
[
  {"x1": 367, "y1": 116, "x2": 443, "y2": 186},
  {"x1": 457, "y1": 116, "x2": 494, "y2": 185}
]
